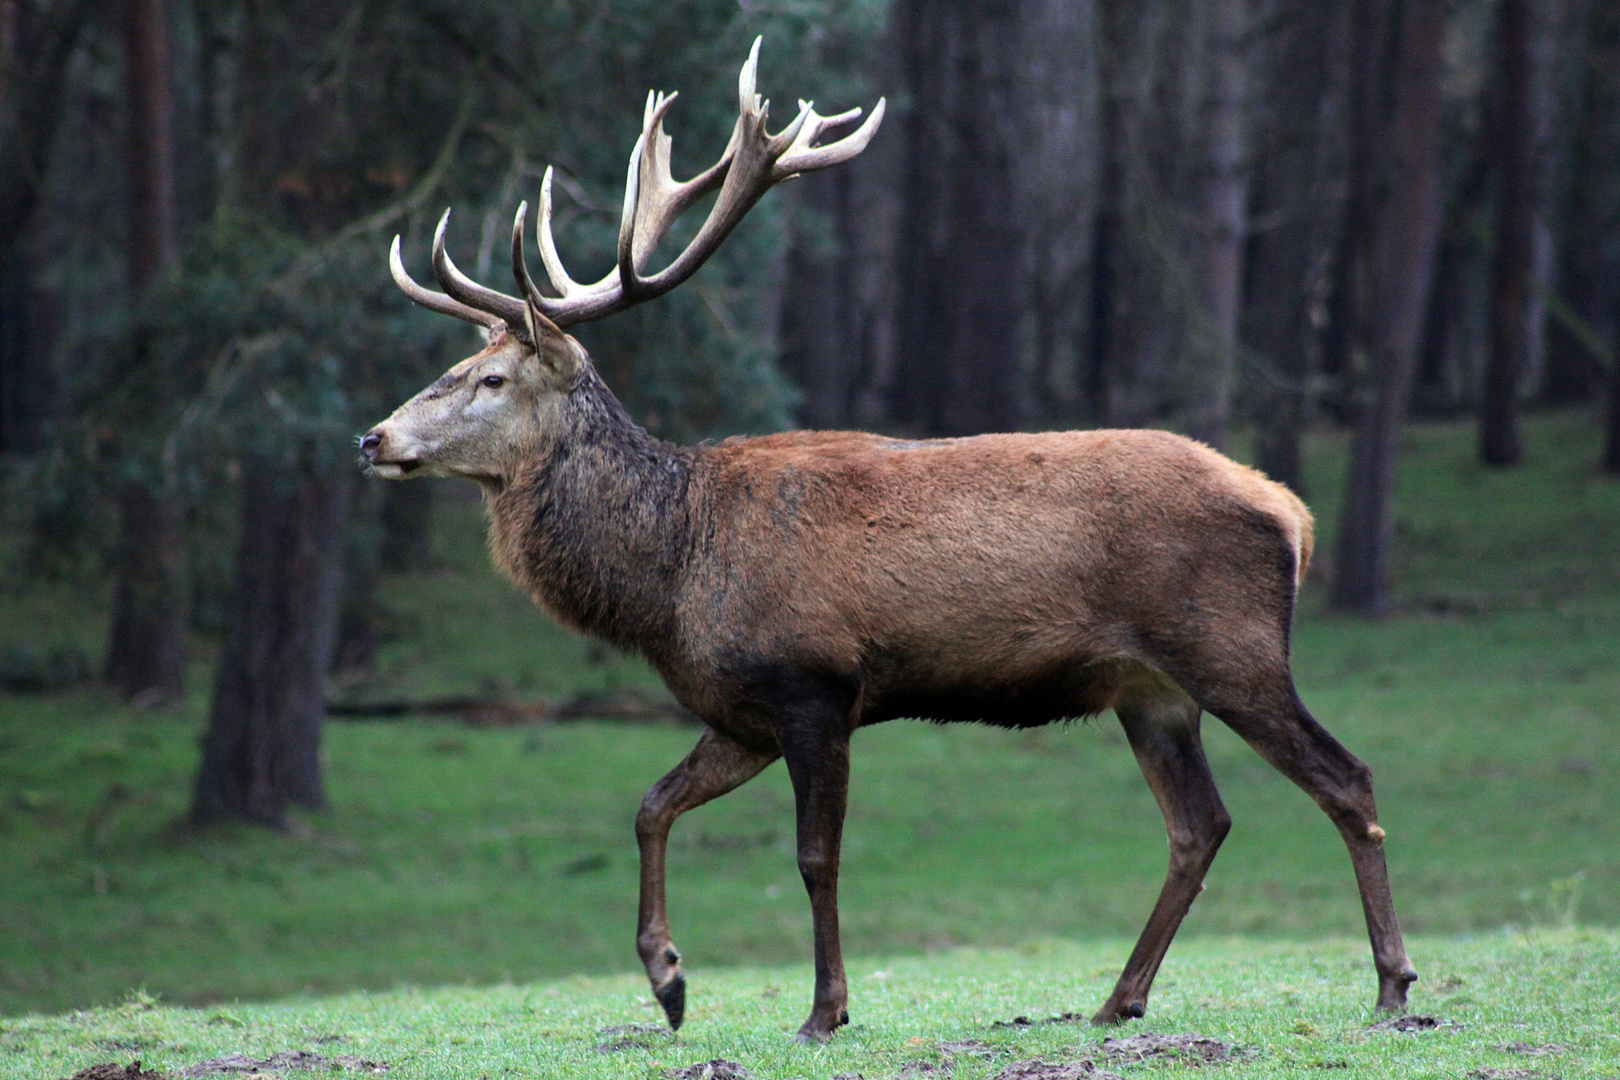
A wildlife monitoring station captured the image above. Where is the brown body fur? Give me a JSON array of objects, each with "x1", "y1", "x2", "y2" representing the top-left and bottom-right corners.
[{"x1": 491, "y1": 425, "x2": 1312, "y2": 746}]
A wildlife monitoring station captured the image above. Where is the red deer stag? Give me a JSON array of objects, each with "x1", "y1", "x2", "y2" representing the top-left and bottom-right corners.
[{"x1": 360, "y1": 39, "x2": 1417, "y2": 1042}]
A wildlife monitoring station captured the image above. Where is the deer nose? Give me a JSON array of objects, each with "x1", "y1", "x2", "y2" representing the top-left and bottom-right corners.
[{"x1": 360, "y1": 431, "x2": 382, "y2": 459}]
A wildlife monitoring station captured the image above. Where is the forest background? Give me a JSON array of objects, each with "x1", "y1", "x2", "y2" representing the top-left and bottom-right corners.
[{"x1": 0, "y1": 0, "x2": 1617, "y2": 1033}]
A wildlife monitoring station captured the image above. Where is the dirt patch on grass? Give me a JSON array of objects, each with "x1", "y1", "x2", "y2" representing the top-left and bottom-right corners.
[
  {"x1": 991, "y1": 1012, "x2": 1087, "y2": 1029},
  {"x1": 64, "y1": 1063, "x2": 165, "y2": 1080},
  {"x1": 594, "y1": 1022, "x2": 671, "y2": 1053},
  {"x1": 174, "y1": 1051, "x2": 387, "y2": 1076},
  {"x1": 940, "y1": 1038, "x2": 1005, "y2": 1059},
  {"x1": 1365, "y1": 1014, "x2": 1464, "y2": 1033},
  {"x1": 992, "y1": 1059, "x2": 1123, "y2": 1080},
  {"x1": 1467, "y1": 1069, "x2": 1541, "y2": 1080},
  {"x1": 1099, "y1": 1032, "x2": 1241, "y2": 1065},
  {"x1": 1496, "y1": 1042, "x2": 1563, "y2": 1056},
  {"x1": 662, "y1": 1061, "x2": 752, "y2": 1080}
]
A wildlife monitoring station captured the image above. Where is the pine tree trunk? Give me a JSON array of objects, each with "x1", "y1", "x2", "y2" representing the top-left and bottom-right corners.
[
  {"x1": 1480, "y1": 0, "x2": 1532, "y2": 466},
  {"x1": 778, "y1": 170, "x2": 860, "y2": 429},
  {"x1": 105, "y1": 481, "x2": 187, "y2": 702},
  {"x1": 0, "y1": 0, "x2": 90, "y2": 452},
  {"x1": 0, "y1": 247, "x2": 45, "y2": 453},
  {"x1": 106, "y1": 0, "x2": 186, "y2": 703},
  {"x1": 1241, "y1": 0, "x2": 1347, "y2": 494},
  {"x1": 1545, "y1": 0, "x2": 1619, "y2": 408},
  {"x1": 192, "y1": 470, "x2": 349, "y2": 828},
  {"x1": 1607, "y1": 357, "x2": 1620, "y2": 473},
  {"x1": 1331, "y1": 0, "x2": 1448, "y2": 614},
  {"x1": 1185, "y1": 0, "x2": 1251, "y2": 450},
  {"x1": 1015, "y1": 0, "x2": 1100, "y2": 426},
  {"x1": 892, "y1": 0, "x2": 1024, "y2": 436},
  {"x1": 1092, "y1": 0, "x2": 1159, "y2": 429}
]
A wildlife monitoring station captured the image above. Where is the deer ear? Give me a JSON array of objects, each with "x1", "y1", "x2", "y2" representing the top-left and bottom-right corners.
[{"x1": 524, "y1": 298, "x2": 582, "y2": 378}]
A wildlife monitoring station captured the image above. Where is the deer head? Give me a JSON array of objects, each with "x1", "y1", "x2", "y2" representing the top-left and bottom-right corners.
[{"x1": 361, "y1": 39, "x2": 884, "y2": 482}]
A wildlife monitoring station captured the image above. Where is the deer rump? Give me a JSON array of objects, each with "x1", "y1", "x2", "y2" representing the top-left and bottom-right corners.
[{"x1": 649, "y1": 427, "x2": 1310, "y2": 740}]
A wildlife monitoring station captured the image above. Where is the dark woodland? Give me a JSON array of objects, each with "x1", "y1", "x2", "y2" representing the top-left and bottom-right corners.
[{"x1": 1, "y1": 0, "x2": 1617, "y2": 822}]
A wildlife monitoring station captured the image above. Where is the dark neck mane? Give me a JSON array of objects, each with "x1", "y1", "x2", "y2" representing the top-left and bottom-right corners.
[{"x1": 486, "y1": 367, "x2": 694, "y2": 656}]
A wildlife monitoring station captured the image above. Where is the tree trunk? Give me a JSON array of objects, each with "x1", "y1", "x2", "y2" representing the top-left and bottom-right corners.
[
  {"x1": 778, "y1": 169, "x2": 861, "y2": 429},
  {"x1": 0, "y1": 247, "x2": 51, "y2": 454},
  {"x1": 1607, "y1": 353, "x2": 1620, "y2": 473},
  {"x1": 0, "y1": 0, "x2": 89, "y2": 454},
  {"x1": 1331, "y1": 0, "x2": 1448, "y2": 614},
  {"x1": 1015, "y1": 0, "x2": 1100, "y2": 426},
  {"x1": 892, "y1": 0, "x2": 1024, "y2": 436},
  {"x1": 1093, "y1": 0, "x2": 1166, "y2": 429},
  {"x1": 1241, "y1": 0, "x2": 1348, "y2": 494},
  {"x1": 106, "y1": 0, "x2": 187, "y2": 703},
  {"x1": 105, "y1": 481, "x2": 187, "y2": 703},
  {"x1": 1480, "y1": 0, "x2": 1532, "y2": 466},
  {"x1": 1545, "y1": 0, "x2": 1619, "y2": 408},
  {"x1": 122, "y1": 0, "x2": 176, "y2": 285},
  {"x1": 1414, "y1": 153, "x2": 1489, "y2": 414},
  {"x1": 1185, "y1": 0, "x2": 1251, "y2": 450},
  {"x1": 192, "y1": 470, "x2": 349, "y2": 828}
]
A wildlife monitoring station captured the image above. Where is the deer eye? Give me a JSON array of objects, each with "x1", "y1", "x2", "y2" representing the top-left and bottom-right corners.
[{"x1": 481, "y1": 375, "x2": 504, "y2": 389}]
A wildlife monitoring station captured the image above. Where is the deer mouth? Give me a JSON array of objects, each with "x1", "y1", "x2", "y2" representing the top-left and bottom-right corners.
[{"x1": 370, "y1": 458, "x2": 423, "y2": 478}]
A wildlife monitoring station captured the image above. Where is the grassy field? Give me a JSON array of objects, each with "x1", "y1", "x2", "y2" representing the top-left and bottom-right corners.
[
  {"x1": 3, "y1": 933, "x2": 1617, "y2": 1078},
  {"x1": 1, "y1": 410, "x2": 1617, "y2": 1076}
]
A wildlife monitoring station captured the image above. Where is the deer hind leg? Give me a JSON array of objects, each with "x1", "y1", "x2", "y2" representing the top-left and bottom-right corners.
[
  {"x1": 636, "y1": 727, "x2": 778, "y2": 1030},
  {"x1": 1093, "y1": 671, "x2": 1231, "y2": 1025},
  {"x1": 776, "y1": 694, "x2": 855, "y2": 1042},
  {"x1": 1208, "y1": 680, "x2": 1417, "y2": 1011}
]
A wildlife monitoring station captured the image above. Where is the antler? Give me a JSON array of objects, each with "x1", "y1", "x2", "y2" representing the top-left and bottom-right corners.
[{"x1": 391, "y1": 37, "x2": 884, "y2": 335}]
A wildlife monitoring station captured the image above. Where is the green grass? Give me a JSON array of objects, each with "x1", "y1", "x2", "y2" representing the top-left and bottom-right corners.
[
  {"x1": 3, "y1": 934, "x2": 1617, "y2": 1078},
  {"x1": 1, "y1": 410, "x2": 1618, "y2": 1075}
]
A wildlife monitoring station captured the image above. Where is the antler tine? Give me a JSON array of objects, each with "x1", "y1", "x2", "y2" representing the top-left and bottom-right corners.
[
  {"x1": 775, "y1": 98, "x2": 887, "y2": 178},
  {"x1": 739, "y1": 35, "x2": 761, "y2": 114},
  {"x1": 536, "y1": 167, "x2": 602, "y2": 300},
  {"x1": 511, "y1": 201, "x2": 569, "y2": 338},
  {"x1": 626, "y1": 89, "x2": 732, "y2": 272},
  {"x1": 391, "y1": 235, "x2": 501, "y2": 328},
  {"x1": 431, "y1": 208, "x2": 529, "y2": 329},
  {"x1": 510, "y1": 200, "x2": 541, "y2": 306},
  {"x1": 615, "y1": 132, "x2": 650, "y2": 301}
]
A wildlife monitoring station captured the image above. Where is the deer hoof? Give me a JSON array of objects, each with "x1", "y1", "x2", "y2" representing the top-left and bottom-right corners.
[
  {"x1": 794, "y1": 1009, "x2": 847, "y2": 1043},
  {"x1": 656, "y1": 972, "x2": 687, "y2": 1030},
  {"x1": 1375, "y1": 967, "x2": 1418, "y2": 1012},
  {"x1": 1090, "y1": 999, "x2": 1146, "y2": 1026}
]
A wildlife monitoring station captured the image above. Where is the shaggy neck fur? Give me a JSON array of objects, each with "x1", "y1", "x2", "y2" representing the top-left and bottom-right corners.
[{"x1": 485, "y1": 365, "x2": 695, "y2": 658}]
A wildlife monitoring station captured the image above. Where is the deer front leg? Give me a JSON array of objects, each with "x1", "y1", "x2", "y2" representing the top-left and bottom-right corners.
[
  {"x1": 779, "y1": 716, "x2": 853, "y2": 1042},
  {"x1": 637, "y1": 727, "x2": 778, "y2": 1030}
]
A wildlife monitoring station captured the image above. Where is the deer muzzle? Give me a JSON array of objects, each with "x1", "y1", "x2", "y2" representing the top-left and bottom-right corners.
[{"x1": 360, "y1": 425, "x2": 423, "y2": 478}]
